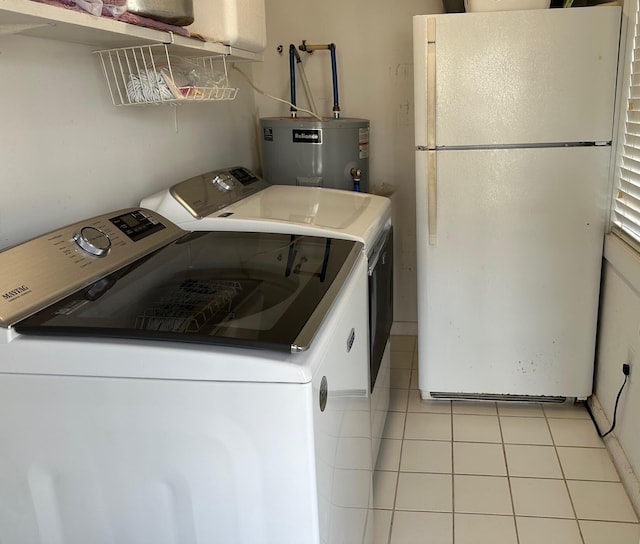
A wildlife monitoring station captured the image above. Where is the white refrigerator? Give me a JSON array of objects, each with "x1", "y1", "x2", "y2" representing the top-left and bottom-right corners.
[{"x1": 413, "y1": 7, "x2": 621, "y2": 401}]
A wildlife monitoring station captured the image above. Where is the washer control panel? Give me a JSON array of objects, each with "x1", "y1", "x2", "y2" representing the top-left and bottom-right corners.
[
  {"x1": 73, "y1": 227, "x2": 112, "y2": 257},
  {"x1": 109, "y1": 209, "x2": 166, "y2": 242},
  {"x1": 0, "y1": 208, "x2": 184, "y2": 327}
]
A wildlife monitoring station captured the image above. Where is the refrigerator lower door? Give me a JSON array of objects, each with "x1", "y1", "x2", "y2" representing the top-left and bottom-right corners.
[{"x1": 416, "y1": 146, "x2": 610, "y2": 399}]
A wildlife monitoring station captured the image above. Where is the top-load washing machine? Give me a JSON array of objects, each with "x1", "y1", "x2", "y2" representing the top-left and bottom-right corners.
[
  {"x1": 0, "y1": 209, "x2": 373, "y2": 544},
  {"x1": 141, "y1": 166, "x2": 393, "y2": 462}
]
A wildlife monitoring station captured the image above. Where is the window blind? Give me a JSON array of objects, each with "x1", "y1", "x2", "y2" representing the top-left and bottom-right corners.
[{"x1": 613, "y1": 1, "x2": 640, "y2": 243}]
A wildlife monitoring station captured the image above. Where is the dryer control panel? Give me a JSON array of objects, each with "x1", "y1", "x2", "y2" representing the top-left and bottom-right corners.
[
  {"x1": 169, "y1": 166, "x2": 270, "y2": 219},
  {"x1": 0, "y1": 209, "x2": 185, "y2": 327}
]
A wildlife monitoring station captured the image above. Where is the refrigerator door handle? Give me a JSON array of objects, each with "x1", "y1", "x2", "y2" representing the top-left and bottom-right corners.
[
  {"x1": 426, "y1": 18, "x2": 436, "y2": 150},
  {"x1": 427, "y1": 18, "x2": 437, "y2": 245},
  {"x1": 428, "y1": 151, "x2": 437, "y2": 245}
]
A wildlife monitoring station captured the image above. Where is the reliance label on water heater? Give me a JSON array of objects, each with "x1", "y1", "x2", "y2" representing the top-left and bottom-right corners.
[{"x1": 292, "y1": 129, "x2": 322, "y2": 144}]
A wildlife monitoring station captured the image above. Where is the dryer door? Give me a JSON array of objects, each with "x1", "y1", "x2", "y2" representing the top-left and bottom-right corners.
[{"x1": 368, "y1": 227, "x2": 393, "y2": 391}]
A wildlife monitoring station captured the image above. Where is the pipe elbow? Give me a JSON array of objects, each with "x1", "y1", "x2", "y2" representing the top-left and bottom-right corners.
[{"x1": 289, "y1": 44, "x2": 301, "y2": 63}]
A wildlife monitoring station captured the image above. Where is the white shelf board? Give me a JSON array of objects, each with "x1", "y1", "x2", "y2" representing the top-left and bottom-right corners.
[{"x1": 0, "y1": 0, "x2": 262, "y2": 60}]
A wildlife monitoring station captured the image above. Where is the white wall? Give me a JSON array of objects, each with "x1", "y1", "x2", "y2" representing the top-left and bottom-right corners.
[
  {"x1": 593, "y1": 0, "x2": 640, "y2": 514},
  {"x1": 252, "y1": 0, "x2": 445, "y2": 329},
  {"x1": 0, "y1": 33, "x2": 257, "y2": 249},
  {"x1": 595, "y1": 237, "x2": 640, "y2": 513}
]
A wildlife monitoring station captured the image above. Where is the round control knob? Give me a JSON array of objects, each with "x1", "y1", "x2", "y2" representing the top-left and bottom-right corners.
[
  {"x1": 212, "y1": 175, "x2": 233, "y2": 192},
  {"x1": 73, "y1": 227, "x2": 111, "y2": 257}
]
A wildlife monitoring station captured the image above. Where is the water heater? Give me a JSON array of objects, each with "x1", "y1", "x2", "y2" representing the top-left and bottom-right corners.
[{"x1": 260, "y1": 117, "x2": 370, "y2": 193}]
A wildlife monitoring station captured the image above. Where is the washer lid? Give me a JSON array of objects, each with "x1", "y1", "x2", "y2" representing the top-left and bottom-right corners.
[{"x1": 14, "y1": 231, "x2": 363, "y2": 354}]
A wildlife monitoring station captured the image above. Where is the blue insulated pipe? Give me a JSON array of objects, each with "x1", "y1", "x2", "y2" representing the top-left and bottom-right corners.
[
  {"x1": 329, "y1": 43, "x2": 340, "y2": 119},
  {"x1": 289, "y1": 44, "x2": 297, "y2": 117}
]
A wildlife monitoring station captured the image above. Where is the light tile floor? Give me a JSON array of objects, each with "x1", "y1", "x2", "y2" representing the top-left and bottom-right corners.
[{"x1": 375, "y1": 336, "x2": 640, "y2": 544}]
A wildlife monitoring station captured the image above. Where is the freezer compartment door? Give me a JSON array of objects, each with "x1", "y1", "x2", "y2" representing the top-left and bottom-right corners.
[
  {"x1": 413, "y1": 7, "x2": 621, "y2": 147},
  {"x1": 417, "y1": 146, "x2": 610, "y2": 398}
]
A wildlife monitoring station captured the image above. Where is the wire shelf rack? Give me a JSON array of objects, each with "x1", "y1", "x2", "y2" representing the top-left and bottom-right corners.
[
  {"x1": 135, "y1": 278, "x2": 243, "y2": 333},
  {"x1": 95, "y1": 43, "x2": 238, "y2": 106}
]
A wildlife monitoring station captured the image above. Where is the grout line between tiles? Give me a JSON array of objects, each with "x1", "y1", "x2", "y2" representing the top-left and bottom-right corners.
[
  {"x1": 387, "y1": 371, "x2": 410, "y2": 544},
  {"x1": 497, "y1": 406, "x2": 520, "y2": 544},
  {"x1": 545, "y1": 407, "x2": 587, "y2": 544},
  {"x1": 451, "y1": 402, "x2": 456, "y2": 544}
]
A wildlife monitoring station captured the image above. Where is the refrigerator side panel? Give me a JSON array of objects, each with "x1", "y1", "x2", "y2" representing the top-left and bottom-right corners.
[
  {"x1": 431, "y1": 7, "x2": 621, "y2": 147},
  {"x1": 419, "y1": 146, "x2": 610, "y2": 399}
]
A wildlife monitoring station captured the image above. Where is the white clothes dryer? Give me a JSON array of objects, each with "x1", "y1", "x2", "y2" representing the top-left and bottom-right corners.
[{"x1": 141, "y1": 167, "x2": 393, "y2": 463}]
